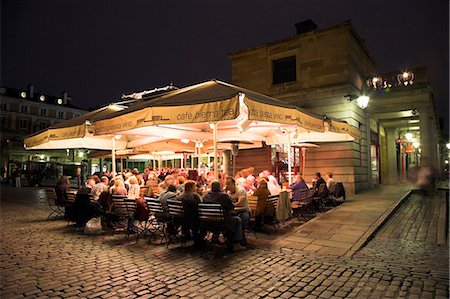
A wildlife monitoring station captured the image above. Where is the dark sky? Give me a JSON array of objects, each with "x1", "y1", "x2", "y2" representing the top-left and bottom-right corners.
[{"x1": 2, "y1": 0, "x2": 449, "y2": 129}]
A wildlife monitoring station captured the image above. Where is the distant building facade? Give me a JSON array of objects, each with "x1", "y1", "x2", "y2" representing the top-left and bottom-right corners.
[
  {"x1": 0, "y1": 86, "x2": 87, "y2": 180},
  {"x1": 228, "y1": 20, "x2": 440, "y2": 193}
]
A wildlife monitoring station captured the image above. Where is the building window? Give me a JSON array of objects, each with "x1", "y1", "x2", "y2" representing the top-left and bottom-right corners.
[
  {"x1": 0, "y1": 102, "x2": 7, "y2": 111},
  {"x1": 40, "y1": 108, "x2": 47, "y2": 116},
  {"x1": 74, "y1": 113, "x2": 80, "y2": 118},
  {"x1": 20, "y1": 105, "x2": 28, "y2": 113},
  {"x1": 272, "y1": 56, "x2": 297, "y2": 85},
  {"x1": 1, "y1": 116, "x2": 8, "y2": 126},
  {"x1": 39, "y1": 121, "x2": 47, "y2": 130},
  {"x1": 19, "y1": 119, "x2": 28, "y2": 129},
  {"x1": 57, "y1": 111, "x2": 65, "y2": 119}
]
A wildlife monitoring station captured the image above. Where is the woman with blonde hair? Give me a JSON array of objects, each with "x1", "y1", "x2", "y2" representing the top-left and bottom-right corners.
[
  {"x1": 110, "y1": 179, "x2": 127, "y2": 196},
  {"x1": 127, "y1": 176, "x2": 140, "y2": 199}
]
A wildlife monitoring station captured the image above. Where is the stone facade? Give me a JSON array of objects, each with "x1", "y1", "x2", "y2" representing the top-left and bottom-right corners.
[{"x1": 228, "y1": 20, "x2": 440, "y2": 193}]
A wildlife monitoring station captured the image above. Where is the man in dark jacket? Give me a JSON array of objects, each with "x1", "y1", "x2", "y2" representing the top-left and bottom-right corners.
[
  {"x1": 178, "y1": 180, "x2": 201, "y2": 245},
  {"x1": 202, "y1": 181, "x2": 245, "y2": 251}
]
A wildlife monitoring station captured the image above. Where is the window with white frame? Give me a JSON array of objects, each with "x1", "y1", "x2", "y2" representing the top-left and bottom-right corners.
[
  {"x1": 19, "y1": 119, "x2": 28, "y2": 129},
  {"x1": 57, "y1": 111, "x2": 65, "y2": 119},
  {"x1": 20, "y1": 105, "x2": 28, "y2": 113}
]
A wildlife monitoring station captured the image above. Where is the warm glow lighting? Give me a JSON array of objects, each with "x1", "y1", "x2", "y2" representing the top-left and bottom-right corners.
[
  {"x1": 209, "y1": 123, "x2": 215, "y2": 129},
  {"x1": 238, "y1": 93, "x2": 245, "y2": 105},
  {"x1": 39, "y1": 95, "x2": 45, "y2": 101},
  {"x1": 402, "y1": 72, "x2": 409, "y2": 78},
  {"x1": 114, "y1": 134, "x2": 122, "y2": 140},
  {"x1": 356, "y1": 95, "x2": 369, "y2": 109},
  {"x1": 20, "y1": 91, "x2": 27, "y2": 98},
  {"x1": 39, "y1": 154, "x2": 45, "y2": 160},
  {"x1": 413, "y1": 142, "x2": 420, "y2": 149},
  {"x1": 445, "y1": 160, "x2": 449, "y2": 164},
  {"x1": 57, "y1": 98, "x2": 63, "y2": 104},
  {"x1": 181, "y1": 138, "x2": 189, "y2": 144},
  {"x1": 405, "y1": 132, "x2": 413, "y2": 141},
  {"x1": 78, "y1": 151, "x2": 84, "y2": 158},
  {"x1": 446, "y1": 143, "x2": 450, "y2": 150}
]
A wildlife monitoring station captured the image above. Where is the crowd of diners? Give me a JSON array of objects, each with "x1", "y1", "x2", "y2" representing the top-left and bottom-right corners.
[{"x1": 54, "y1": 166, "x2": 338, "y2": 253}]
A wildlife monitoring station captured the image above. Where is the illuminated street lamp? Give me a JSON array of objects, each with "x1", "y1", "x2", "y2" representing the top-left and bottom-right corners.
[
  {"x1": 446, "y1": 143, "x2": 450, "y2": 150},
  {"x1": 356, "y1": 95, "x2": 370, "y2": 109}
]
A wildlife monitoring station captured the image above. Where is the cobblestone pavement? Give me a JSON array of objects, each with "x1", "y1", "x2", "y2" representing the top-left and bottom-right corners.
[{"x1": 0, "y1": 187, "x2": 448, "y2": 298}]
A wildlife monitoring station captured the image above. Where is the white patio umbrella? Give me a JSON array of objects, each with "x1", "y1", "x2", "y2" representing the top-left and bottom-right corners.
[{"x1": 93, "y1": 80, "x2": 357, "y2": 181}]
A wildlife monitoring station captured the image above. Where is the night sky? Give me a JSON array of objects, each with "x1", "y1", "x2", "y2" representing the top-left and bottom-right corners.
[{"x1": 2, "y1": 0, "x2": 449, "y2": 130}]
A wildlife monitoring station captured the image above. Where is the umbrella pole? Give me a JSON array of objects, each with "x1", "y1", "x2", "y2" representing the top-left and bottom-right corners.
[
  {"x1": 213, "y1": 123, "x2": 218, "y2": 180},
  {"x1": 302, "y1": 147, "x2": 307, "y2": 176},
  {"x1": 287, "y1": 131, "x2": 292, "y2": 185},
  {"x1": 112, "y1": 136, "x2": 116, "y2": 176}
]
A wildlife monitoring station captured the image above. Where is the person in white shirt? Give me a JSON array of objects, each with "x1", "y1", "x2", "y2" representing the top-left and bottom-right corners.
[
  {"x1": 325, "y1": 172, "x2": 335, "y2": 190},
  {"x1": 127, "y1": 176, "x2": 140, "y2": 199},
  {"x1": 91, "y1": 176, "x2": 109, "y2": 201}
]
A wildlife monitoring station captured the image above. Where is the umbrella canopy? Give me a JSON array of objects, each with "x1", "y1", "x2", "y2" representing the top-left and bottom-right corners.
[
  {"x1": 91, "y1": 79, "x2": 360, "y2": 182},
  {"x1": 24, "y1": 103, "x2": 132, "y2": 150},
  {"x1": 93, "y1": 80, "x2": 359, "y2": 144}
]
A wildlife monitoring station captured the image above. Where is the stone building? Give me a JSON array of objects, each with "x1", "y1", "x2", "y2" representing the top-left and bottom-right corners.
[
  {"x1": 0, "y1": 86, "x2": 87, "y2": 179},
  {"x1": 228, "y1": 20, "x2": 440, "y2": 193}
]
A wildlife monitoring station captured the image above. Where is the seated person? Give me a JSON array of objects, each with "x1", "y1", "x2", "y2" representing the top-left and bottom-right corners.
[
  {"x1": 178, "y1": 180, "x2": 201, "y2": 244},
  {"x1": 159, "y1": 175, "x2": 175, "y2": 194},
  {"x1": 159, "y1": 184, "x2": 178, "y2": 220},
  {"x1": 127, "y1": 176, "x2": 140, "y2": 199},
  {"x1": 325, "y1": 172, "x2": 335, "y2": 190},
  {"x1": 313, "y1": 172, "x2": 326, "y2": 189},
  {"x1": 91, "y1": 176, "x2": 109, "y2": 201},
  {"x1": 55, "y1": 176, "x2": 70, "y2": 206},
  {"x1": 252, "y1": 179, "x2": 273, "y2": 231},
  {"x1": 313, "y1": 172, "x2": 328, "y2": 198},
  {"x1": 289, "y1": 174, "x2": 308, "y2": 201},
  {"x1": 203, "y1": 181, "x2": 245, "y2": 251},
  {"x1": 74, "y1": 179, "x2": 97, "y2": 228},
  {"x1": 110, "y1": 179, "x2": 127, "y2": 196},
  {"x1": 225, "y1": 177, "x2": 250, "y2": 242}
]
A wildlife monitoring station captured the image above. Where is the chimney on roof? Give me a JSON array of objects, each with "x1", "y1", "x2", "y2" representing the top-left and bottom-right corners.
[
  {"x1": 28, "y1": 85, "x2": 34, "y2": 98},
  {"x1": 295, "y1": 19, "x2": 318, "y2": 35},
  {"x1": 62, "y1": 91, "x2": 71, "y2": 104}
]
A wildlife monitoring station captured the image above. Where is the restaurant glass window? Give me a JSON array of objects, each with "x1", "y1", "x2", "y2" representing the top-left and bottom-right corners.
[{"x1": 272, "y1": 56, "x2": 296, "y2": 85}]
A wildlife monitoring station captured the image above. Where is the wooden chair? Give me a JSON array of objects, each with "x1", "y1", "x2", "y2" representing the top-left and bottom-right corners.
[
  {"x1": 145, "y1": 197, "x2": 168, "y2": 244},
  {"x1": 123, "y1": 198, "x2": 150, "y2": 243},
  {"x1": 46, "y1": 189, "x2": 65, "y2": 220},
  {"x1": 312, "y1": 183, "x2": 328, "y2": 211},
  {"x1": 110, "y1": 195, "x2": 128, "y2": 235},
  {"x1": 167, "y1": 199, "x2": 187, "y2": 248},
  {"x1": 266, "y1": 194, "x2": 279, "y2": 232},
  {"x1": 65, "y1": 191, "x2": 77, "y2": 225},
  {"x1": 246, "y1": 195, "x2": 259, "y2": 239},
  {"x1": 292, "y1": 188, "x2": 315, "y2": 222},
  {"x1": 198, "y1": 203, "x2": 226, "y2": 245}
]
